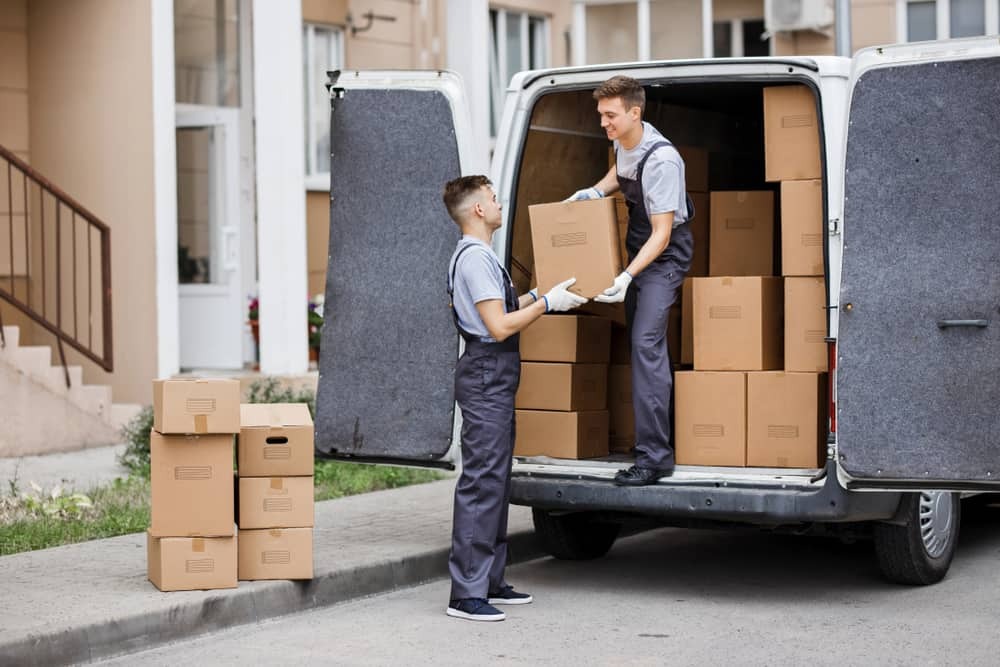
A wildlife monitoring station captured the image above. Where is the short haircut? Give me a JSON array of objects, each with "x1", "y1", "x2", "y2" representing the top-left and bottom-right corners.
[
  {"x1": 593, "y1": 75, "x2": 645, "y2": 115},
  {"x1": 442, "y1": 175, "x2": 492, "y2": 222}
]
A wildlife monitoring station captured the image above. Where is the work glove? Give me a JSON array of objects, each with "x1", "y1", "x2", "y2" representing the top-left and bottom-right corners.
[
  {"x1": 542, "y1": 278, "x2": 588, "y2": 312},
  {"x1": 593, "y1": 271, "x2": 632, "y2": 304},
  {"x1": 563, "y1": 186, "x2": 604, "y2": 202}
]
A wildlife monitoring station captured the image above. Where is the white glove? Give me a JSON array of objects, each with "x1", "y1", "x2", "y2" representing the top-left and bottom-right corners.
[
  {"x1": 594, "y1": 271, "x2": 633, "y2": 304},
  {"x1": 563, "y1": 186, "x2": 604, "y2": 202},
  {"x1": 542, "y1": 278, "x2": 588, "y2": 312}
]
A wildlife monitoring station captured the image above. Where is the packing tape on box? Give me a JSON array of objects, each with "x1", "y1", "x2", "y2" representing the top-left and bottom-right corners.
[
  {"x1": 194, "y1": 414, "x2": 208, "y2": 433},
  {"x1": 192, "y1": 538, "x2": 205, "y2": 552},
  {"x1": 270, "y1": 478, "x2": 284, "y2": 491},
  {"x1": 269, "y1": 529, "x2": 283, "y2": 538}
]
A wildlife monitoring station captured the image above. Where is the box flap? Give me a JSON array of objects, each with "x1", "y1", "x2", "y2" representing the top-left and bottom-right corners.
[{"x1": 240, "y1": 403, "x2": 313, "y2": 428}]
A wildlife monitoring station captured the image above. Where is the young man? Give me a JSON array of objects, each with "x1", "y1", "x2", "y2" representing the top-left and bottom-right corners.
[
  {"x1": 567, "y1": 75, "x2": 694, "y2": 487},
  {"x1": 443, "y1": 175, "x2": 587, "y2": 621}
]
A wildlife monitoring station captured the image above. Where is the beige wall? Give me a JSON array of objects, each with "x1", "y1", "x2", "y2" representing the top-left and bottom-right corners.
[
  {"x1": 26, "y1": 0, "x2": 158, "y2": 404},
  {"x1": 0, "y1": 0, "x2": 29, "y2": 162},
  {"x1": 306, "y1": 191, "x2": 330, "y2": 298},
  {"x1": 652, "y1": 0, "x2": 704, "y2": 59},
  {"x1": 774, "y1": 0, "x2": 897, "y2": 55}
]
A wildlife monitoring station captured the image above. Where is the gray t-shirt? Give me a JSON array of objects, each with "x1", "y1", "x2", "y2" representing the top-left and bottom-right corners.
[
  {"x1": 447, "y1": 236, "x2": 508, "y2": 342},
  {"x1": 614, "y1": 121, "x2": 688, "y2": 228}
]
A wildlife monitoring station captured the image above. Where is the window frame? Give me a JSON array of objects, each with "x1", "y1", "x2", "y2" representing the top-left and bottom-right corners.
[
  {"x1": 897, "y1": 0, "x2": 999, "y2": 41},
  {"x1": 711, "y1": 17, "x2": 773, "y2": 57},
  {"x1": 303, "y1": 22, "x2": 345, "y2": 191},
  {"x1": 489, "y1": 7, "x2": 550, "y2": 138}
]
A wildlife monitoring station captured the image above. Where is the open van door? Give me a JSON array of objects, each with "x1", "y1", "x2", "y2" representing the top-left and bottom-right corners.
[
  {"x1": 837, "y1": 38, "x2": 1000, "y2": 489},
  {"x1": 314, "y1": 71, "x2": 474, "y2": 469}
]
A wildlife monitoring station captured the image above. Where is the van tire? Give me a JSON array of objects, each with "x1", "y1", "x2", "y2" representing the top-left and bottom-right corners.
[
  {"x1": 873, "y1": 491, "x2": 960, "y2": 585},
  {"x1": 532, "y1": 508, "x2": 620, "y2": 560}
]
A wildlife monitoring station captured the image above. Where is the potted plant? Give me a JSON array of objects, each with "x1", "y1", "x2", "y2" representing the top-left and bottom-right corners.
[
  {"x1": 247, "y1": 296, "x2": 260, "y2": 345},
  {"x1": 308, "y1": 294, "x2": 324, "y2": 362}
]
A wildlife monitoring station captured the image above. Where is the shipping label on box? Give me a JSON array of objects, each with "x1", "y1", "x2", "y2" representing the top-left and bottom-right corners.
[
  {"x1": 675, "y1": 372, "x2": 747, "y2": 467},
  {"x1": 528, "y1": 198, "x2": 622, "y2": 298},
  {"x1": 709, "y1": 191, "x2": 775, "y2": 277},
  {"x1": 607, "y1": 364, "x2": 634, "y2": 452},
  {"x1": 238, "y1": 527, "x2": 313, "y2": 581},
  {"x1": 785, "y1": 277, "x2": 828, "y2": 372},
  {"x1": 781, "y1": 179, "x2": 824, "y2": 276},
  {"x1": 237, "y1": 476, "x2": 315, "y2": 529},
  {"x1": 516, "y1": 363, "x2": 608, "y2": 411},
  {"x1": 747, "y1": 372, "x2": 827, "y2": 468},
  {"x1": 153, "y1": 378, "x2": 241, "y2": 435},
  {"x1": 693, "y1": 277, "x2": 783, "y2": 371},
  {"x1": 520, "y1": 314, "x2": 611, "y2": 363},
  {"x1": 514, "y1": 410, "x2": 609, "y2": 459},
  {"x1": 147, "y1": 530, "x2": 237, "y2": 592},
  {"x1": 238, "y1": 403, "x2": 314, "y2": 477},
  {"x1": 150, "y1": 431, "x2": 235, "y2": 537},
  {"x1": 764, "y1": 85, "x2": 822, "y2": 182}
]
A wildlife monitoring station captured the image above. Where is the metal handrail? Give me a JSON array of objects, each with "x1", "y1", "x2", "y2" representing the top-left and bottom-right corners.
[{"x1": 0, "y1": 144, "x2": 113, "y2": 380}]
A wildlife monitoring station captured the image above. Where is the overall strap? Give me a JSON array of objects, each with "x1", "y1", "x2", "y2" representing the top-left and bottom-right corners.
[{"x1": 635, "y1": 140, "x2": 672, "y2": 182}]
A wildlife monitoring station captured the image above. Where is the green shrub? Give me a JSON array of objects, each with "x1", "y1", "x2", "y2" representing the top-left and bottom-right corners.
[
  {"x1": 246, "y1": 377, "x2": 316, "y2": 417},
  {"x1": 118, "y1": 405, "x2": 154, "y2": 478}
]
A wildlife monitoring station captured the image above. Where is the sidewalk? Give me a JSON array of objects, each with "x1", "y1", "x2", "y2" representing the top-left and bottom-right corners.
[
  {"x1": 0, "y1": 479, "x2": 540, "y2": 666},
  {"x1": 0, "y1": 444, "x2": 129, "y2": 493}
]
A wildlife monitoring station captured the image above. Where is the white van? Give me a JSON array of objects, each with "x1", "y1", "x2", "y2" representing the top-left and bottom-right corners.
[{"x1": 315, "y1": 37, "x2": 1000, "y2": 586}]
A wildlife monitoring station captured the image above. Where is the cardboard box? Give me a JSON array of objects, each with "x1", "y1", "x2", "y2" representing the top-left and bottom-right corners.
[
  {"x1": 781, "y1": 179, "x2": 824, "y2": 276},
  {"x1": 238, "y1": 528, "x2": 313, "y2": 581},
  {"x1": 681, "y1": 278, "x2": 693, "y2": 366},
  {"x1": 688, "y1": 191, "x2": 709, "y2": 277},
  {"x1": 520, "y1": 314, "x2": 611, "y2": 363},
  {"x1": 747, "y1": 372, "x2": 827, "y2": 468},
  {"x1": 238, "y1": 403, "x2": 314, "y2": 477},
  {"x1": 528, "y1": 198, "x2": 622, "y2": 298},
  {"x1": 514, "y1": 410, "x2": 609, "y2": 459},
  {"x1": 678, "y1": 145, "x2": 709, "y2": 193},
  {"x1": 675, "y1": 372, "x2": 746, "y2": 466},
  {"x1": 693, "y1": 277, "x2": 783, "y2": 371},
  {"x1": 516, "y1": 363, "x2": 608, "y2": 411},
  {"x1": 764, "y1": 85, "x2": 822, "y2": 182},
  {"x1": 785, "y1": 277, "x2": 828, "y2": 372},
  {"x1": 153, "y1": 378, "x2": 240, "y2": 434},
  {"x1": 147, "y1": 531, "x2": 237, "y2": 592},
  {"x1": 150, "y1": 431, "x2": 235, "y2": 537},
  {"x1": 709, "y1": 191, "x2": 775, "y2": 277},
  {"x1": 607, "y1": 365, "x2": 634, "y2": 453},
  {"x1": 237, "y1": 476, "x2": 315, "y2": 529}
]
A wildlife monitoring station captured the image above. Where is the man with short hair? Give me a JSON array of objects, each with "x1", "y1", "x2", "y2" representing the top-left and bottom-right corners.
[
  {"x1": 443, "y1": 175, "x2": 587, "y2": 621},
  {"x1": 567, "y1": 75, "x2": 694, "y2": 486}
]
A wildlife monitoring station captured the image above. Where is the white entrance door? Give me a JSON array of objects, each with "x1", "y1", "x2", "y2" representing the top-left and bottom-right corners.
[{"x1": 176, "y1": 106, "x2": 242, "y2": 369}]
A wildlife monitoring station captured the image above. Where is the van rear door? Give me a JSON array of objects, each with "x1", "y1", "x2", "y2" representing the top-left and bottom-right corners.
[
  {"x1": 314, "y1": 71, "x2": 474, "y2": 468},
  {"x1": 837, "y1": 39, "x2": 1000, "y2": 489}
]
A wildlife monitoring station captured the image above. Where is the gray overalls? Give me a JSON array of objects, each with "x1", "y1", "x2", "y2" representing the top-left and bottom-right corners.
[
  {"x1": 619, "y1": 140, "x2": 695, "y2": 470},
  {"x1": 446, "y1": 244, "x2": 521, "y2": 600}
]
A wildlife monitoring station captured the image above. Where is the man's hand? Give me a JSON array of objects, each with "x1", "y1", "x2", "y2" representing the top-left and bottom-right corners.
[
  {"x1": 563, "y1": 186, "x2": 604, "y2": 202},
  {"x1": 542, "y1": 278, "x2": 588, "y2": 312},
  {"x1": 594, "y1": 271, "x2": 633, "y2": 304}
]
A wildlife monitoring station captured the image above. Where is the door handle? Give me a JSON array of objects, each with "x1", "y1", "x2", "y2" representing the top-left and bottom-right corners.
[{"x1": 937, "y1": 319, "x2": 989, "y2": 329}]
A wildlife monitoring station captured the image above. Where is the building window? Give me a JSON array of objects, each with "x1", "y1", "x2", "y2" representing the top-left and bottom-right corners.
[
  {"x1": 489, "y1": 9, "x2": 549, "y2": 136},
  {"x1": 174, "y1": 0, "x2": 241, "y2": 106},
  {"x1": 906, "y1": 0, "x2": 938, "y2": 39},
  {"x1": 950, "y1": 0, "x2": 986, "y2": 35},
  {"x1": 903, "y1": 0, "x2": 997, "y2": 40},
  {"x1": 712, "y1": 18, "x2": 771, "y2": 57},
  {"x1": 303, "y1": 23, "x2": 344, "y2": 188}
]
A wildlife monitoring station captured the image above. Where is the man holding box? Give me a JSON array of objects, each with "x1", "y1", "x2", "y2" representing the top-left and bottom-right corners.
[
  {"x1": 442, "y1": 175, "x2": 587, "y2": 621},
  {"x1": 566, "y1": 75, "x2": 694, "y2": 486}
]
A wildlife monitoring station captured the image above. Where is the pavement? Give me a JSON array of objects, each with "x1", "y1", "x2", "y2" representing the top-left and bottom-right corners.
[
  {"x1": 0, "y1": 444, "x2": 129, "y2": 493},
  {"x1": 0, "y1": 449, "x2": 540, "y2": 666}
]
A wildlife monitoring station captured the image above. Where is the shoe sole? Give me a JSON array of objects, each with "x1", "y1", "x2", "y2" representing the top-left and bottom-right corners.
[
  {"x1": 446, "y1": 607, "x2": 506, "y2": 621},
  {"x1": 488, "y1": 596, "x2": 533, "y2": 605}
]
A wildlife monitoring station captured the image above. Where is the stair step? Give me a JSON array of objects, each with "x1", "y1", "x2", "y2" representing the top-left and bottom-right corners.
[
  {"x1": 75, "y1": 384, "x2": 112, "y2": 419},
  {"x1": 1, "y1": 325, "x2": 20, "y2": 349},
  {"x1": 9, "y1": 345, "x2": 51, "y2": 376},
  {"x1": 45, "y1": 365, "x2": 84, "y2": 392},
  {"x1": 110, "y1": 403, "x2": 143, "y2": 431}
]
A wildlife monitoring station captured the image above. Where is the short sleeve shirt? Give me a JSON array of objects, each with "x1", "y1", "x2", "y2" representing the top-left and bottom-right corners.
[
  {"x1": 614, "y1": 121, "x2": 688, "y2": 228},
  {"x1": 447, "y1": 236, "x2": 507, "y2": 342}
]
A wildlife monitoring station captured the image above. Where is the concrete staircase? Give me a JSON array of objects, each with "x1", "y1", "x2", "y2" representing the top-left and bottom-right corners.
[{"x1": 0, "y1": 325, "x2": 141, "y2": 457}]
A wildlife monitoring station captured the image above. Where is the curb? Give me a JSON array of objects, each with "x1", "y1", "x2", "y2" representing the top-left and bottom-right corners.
[{"x1": 0, "y1": 530, "x2": 542, "y2": 666}]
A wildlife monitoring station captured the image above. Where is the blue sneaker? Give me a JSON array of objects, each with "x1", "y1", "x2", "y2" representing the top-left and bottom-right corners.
[
  {"x1": 446, "y1": 598, "x2": 506, "y2": 621},
  {"x1": 488, "y1": 585, "x2": 533, "y2": 605}
]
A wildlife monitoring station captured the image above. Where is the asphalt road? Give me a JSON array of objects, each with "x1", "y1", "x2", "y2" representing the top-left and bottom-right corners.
[{"x1": 100, "y1": 501, "x2": 1000, "y2": 666}]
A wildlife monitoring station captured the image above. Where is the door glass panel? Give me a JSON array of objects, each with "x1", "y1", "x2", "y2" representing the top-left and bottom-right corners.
[
  {"x1": 176, "y1": 127, "x2": 215, "y2": 285},
  {"x1": 907, "y1": 1, "x2": 937, "y2": 40},
  {"x1": 950, "y1": 0, "x2": 985, "y2": 36},
  {"x1": 506, "y1": 12, "x2": 524, "y2": 77},
  {"x1": 713, "y1": 21, "x2": 732, "y2": 57},
  {"x1": 174, "y1": 0, "x2": 241, "y2": 106},
  {"x1": 742, "y1": 19, "x2": 770, "y2": 56}
]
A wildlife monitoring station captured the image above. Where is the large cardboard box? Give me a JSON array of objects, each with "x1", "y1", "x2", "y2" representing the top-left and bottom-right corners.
[
  {"x1": 688, "y1": 191, "x2": 709, "y2": 277},
  {"x1": 238, "y1": 527, "x2": 313, "y2": 581},
  {"x1": 528, "y1": 198, "x2": 622, "y2": 298},
  {"x1": 681, "y1": 278, "x2": 693, "y2": 366},
  {"x1": 781, "y1": 179, "x2": 824, "y2": 276},
  {"x1": 693, "y1": 277, "x2": 783, "y2": 371},
  {"x1": 607, "y1": 364, "x2": 633, "y2": 453},
  {"x1": 514, "y1": 410, "x2": 609, "y2": 459},
  {"x1": 150, "y1": 431, "x2": 234, "y2": 537},
  {"x1": 675, "y1": 372, "x2": 747, "y2": 467},
  {"x1": 747, "y1": 372, "x2": 827, "y2": 468},
  {"x1": 238, "y1": 403, "x2": 314, "y2": 477},
  {"x1": 516, "y1": 363, "x2": 608, "y2": 411},
  {"x1": 709, "y1": 191, "x2": 774, "y2": 277},
  {"x1": 764, "y1": 85, "x2": 822, "y2": 182},
  {"x1": 148, "y1": 531, "x2": 237, "y2": 591},
  {"x1": 153, "y1": 378, "x2": 240, "y2": 434},
  {"x1": 678, "y1": 145, "x2": 709, "y2": 193},
  {"x1": 785, "y1": 277, "x2": 828, "y2": 372},
  {"x1": 237, "y1": 476, "x2": 315, "y2": 529},
  {"x1": 520, "y1": 314, "x2": 611, "y2": 363}
]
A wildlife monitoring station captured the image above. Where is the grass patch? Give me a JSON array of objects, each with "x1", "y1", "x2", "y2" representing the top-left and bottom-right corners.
[{"x1": 314, "y1": 460, "x2": 444, "y2": 501}]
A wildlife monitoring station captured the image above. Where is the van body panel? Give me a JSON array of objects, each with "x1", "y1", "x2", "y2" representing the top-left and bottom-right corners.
[{"x1": 836, "y1": 40, "x2": 1000, "y2": 488}]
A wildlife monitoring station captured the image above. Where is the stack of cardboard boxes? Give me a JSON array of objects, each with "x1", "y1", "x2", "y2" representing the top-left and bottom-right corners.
[
  {"x1": 675, "y1": 84, "x2": 828, "y2": 469},
  {"x1": 236, "y1": 403, "x2": 315, "y2": 580},
  {"x1": 147, "y1": 378, "x2": 241, "y2": 592}
]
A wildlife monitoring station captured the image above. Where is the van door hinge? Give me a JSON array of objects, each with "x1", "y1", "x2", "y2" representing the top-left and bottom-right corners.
[{"x1": 828, "y1": 217, "x2": 841, "y2": 235}]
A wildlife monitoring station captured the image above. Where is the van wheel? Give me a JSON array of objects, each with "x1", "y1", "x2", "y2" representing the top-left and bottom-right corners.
[
  {"x1": 873, "y1": 491, "x2": 960, "y2": 585},
  {"x1": 532, "y1": 508, "x2": 620, "y2": 560}
]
